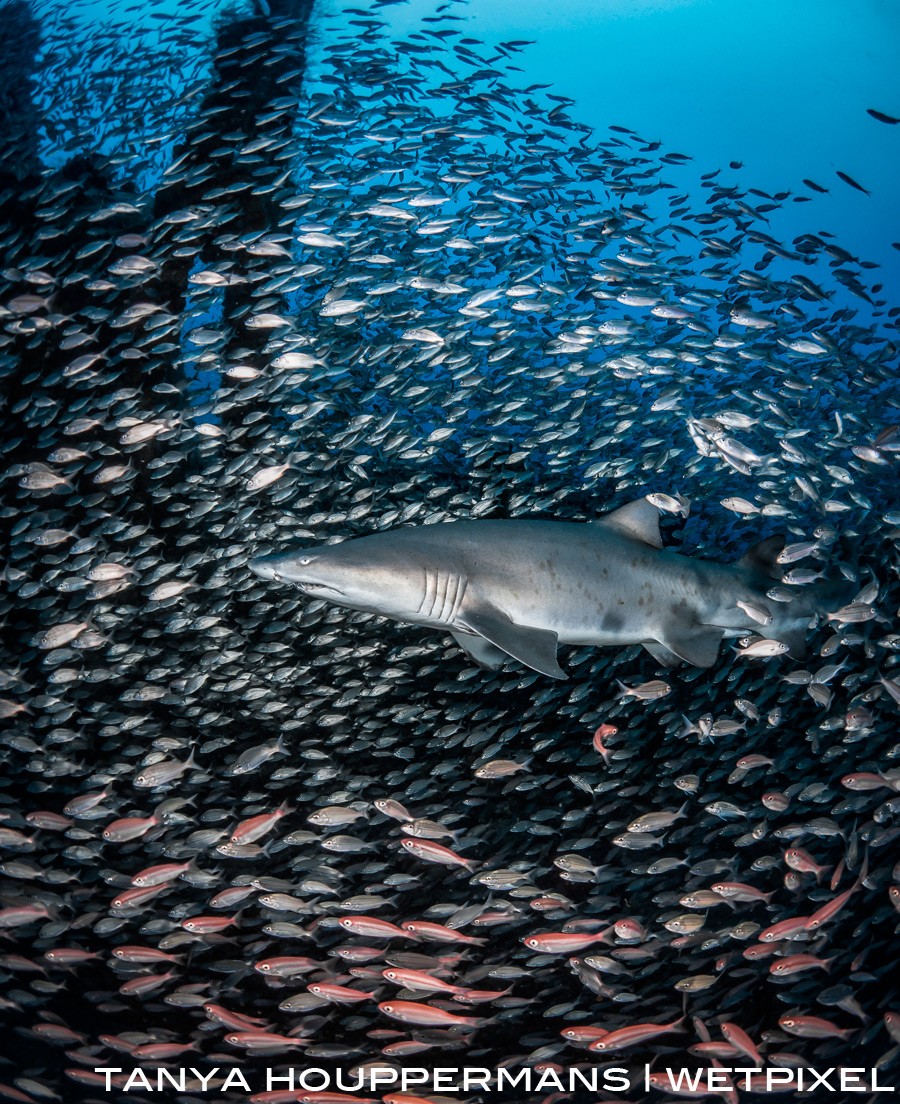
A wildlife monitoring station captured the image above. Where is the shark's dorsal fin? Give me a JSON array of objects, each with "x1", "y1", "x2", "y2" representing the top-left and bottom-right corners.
[
  {"x1": 595, "y1": 497, "x2": 663, "y2": 549},
  {"x1": 457, "y1": 606, "x2": 567, "y2": 680},
  {"x1": 738, "y1": 534, "x2": 785, "y2": 579}
]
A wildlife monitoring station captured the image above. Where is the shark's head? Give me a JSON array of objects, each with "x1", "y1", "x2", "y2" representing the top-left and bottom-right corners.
[
  {"x1": 249, "y1": 537, "x2": 423, "y2": 619},
  {"x1": 251, "y1": 545, "x2": 333, "y2": 591},
  {"x1": 250, "y1": 546, "x2": 350, "y2": 599}
]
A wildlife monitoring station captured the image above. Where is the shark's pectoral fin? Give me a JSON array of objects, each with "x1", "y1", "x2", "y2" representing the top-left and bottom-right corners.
[
  {"x1": 457, "y1": 607, "x2": 567, "y2": 680},
  {"x1": 656, "y1": 624, "x2": 725, "y2": 668},
  {"x1": 452, "y1": 631, "x2": 507, "y2": 671},
  {"x1": 643, "y1": 642, "x2": 683, "y2": 666}
]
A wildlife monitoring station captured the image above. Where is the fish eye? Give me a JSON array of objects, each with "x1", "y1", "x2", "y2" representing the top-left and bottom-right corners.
[
  {"x1": 259, "y1": 964, "x2": 270, "y2": 971},
  {"x1": 300, "y1": 556, "x2": 311, "y2": 565},
  {"x1": 310, "y1": 984, "x2": 321, "y2": 993}
]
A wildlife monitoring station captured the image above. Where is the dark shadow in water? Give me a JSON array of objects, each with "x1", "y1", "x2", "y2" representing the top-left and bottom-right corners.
[
  {"x1": 0, "y1": 0, "x2": 42, "y2": 185},
  {"x1": 152, "y1": 0, "x2": 315, "y2": 330}
]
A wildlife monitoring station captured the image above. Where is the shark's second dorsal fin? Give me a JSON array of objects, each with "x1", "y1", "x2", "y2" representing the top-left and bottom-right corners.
[
  {"x1": 738, "y1": 534, "x2": 785, "y2": 579},
  {"x1": 595, "y1": 497, "x2": 663, "y2": 549}
]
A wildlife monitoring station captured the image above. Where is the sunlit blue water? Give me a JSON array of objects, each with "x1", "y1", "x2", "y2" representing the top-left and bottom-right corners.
[
  {"x1": 41, "y1": 0, "x2": 900, "y2": 311},
  {"x1": 340, "y1": 0, "x2": 900, "y2": 300}
]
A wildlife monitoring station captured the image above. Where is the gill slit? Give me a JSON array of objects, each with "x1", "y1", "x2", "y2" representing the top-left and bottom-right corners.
[
  {"x1": 416, "y1": 569, "x2": 469, "y2": 623},
  {"x1": 417, "y1": 566, "x2": 434, "y2": 618},
  {"x1": 449, "y1": 573, "x2": 467, "y2": 624},
  {"x1": 437, "y1": 569, "x2": 451, "y2": 622}
]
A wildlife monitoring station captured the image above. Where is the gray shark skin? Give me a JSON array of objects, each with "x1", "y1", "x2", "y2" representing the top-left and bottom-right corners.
[{"x1": 249, "y1": 498, "x2": 851, "y2": 679}]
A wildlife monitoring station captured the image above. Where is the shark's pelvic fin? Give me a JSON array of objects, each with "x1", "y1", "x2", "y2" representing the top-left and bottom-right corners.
[
  {"x1": 451, "y1": 631, "x2": 507, "y2": 670},
  {"x1": 458, "y1": 606, "x2": 567, "y2": 680},
  {"x1": 595, "y1": 497, "x2": 663, "y2": 549},
  {"x1": 738, "y1": 534, "x2": 785, "y2": 579}
]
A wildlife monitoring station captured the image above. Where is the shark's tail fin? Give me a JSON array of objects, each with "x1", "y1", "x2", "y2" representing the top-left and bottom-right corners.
[
  {"x1": 769, "y1": 572, "x2": 857, "y2": 659},
  {"x1": 737, "y1": 534, "x2": 856, "y2": 660},
  {"x1": 737, "y1": 534, "x2": 785, "y2": 579},
  {"x1": 769, "y1": 622, "x2": 810, "y2": 661},
  {"x1": 808, "y1": 573, "x2": 858, "y2": 619}
]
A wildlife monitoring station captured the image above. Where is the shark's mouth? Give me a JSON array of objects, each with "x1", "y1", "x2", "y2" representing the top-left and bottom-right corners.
[{"x1": 297, "y1": 581, "x2": 344, "y2": 597}]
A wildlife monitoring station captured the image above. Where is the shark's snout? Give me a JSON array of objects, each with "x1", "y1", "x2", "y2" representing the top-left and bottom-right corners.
[
  {"x1": 250, "y1": 549, "x2": 319, "y2": 585},
  {"x1": 249, "y1": 554, "x2": 286, "y2": 581}
]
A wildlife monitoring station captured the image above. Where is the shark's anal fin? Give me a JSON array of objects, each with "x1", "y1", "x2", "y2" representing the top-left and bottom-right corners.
[
  {"x1": 655, "y1": 624, "x2": 725, "y2": 668},
  {"x1": 452, "y1": 631, "x2": 507, "y2": 671},
  {"x1": 457, "y1": 606, "x2": 567, "y2": 680},
  {"x1": 643, "y1": 642, "x2": 682, "y2": 666}
]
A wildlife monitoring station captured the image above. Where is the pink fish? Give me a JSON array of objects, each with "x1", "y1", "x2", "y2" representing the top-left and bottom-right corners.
[{"x1": 377, "y1": 1000, "x2": 481, "y2": 1029}]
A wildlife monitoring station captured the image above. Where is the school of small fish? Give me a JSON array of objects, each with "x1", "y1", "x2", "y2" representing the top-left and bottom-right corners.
[{"x1": 1, "y1": 0, "x2": 899, "y2": 1100}]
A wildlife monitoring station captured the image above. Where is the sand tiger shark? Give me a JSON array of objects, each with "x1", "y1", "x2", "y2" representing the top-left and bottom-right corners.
[{"x1": 249, "y1": 497, "x2": 849, "y2": 679}]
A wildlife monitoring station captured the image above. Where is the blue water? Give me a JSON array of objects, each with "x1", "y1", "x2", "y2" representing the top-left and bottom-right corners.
[
  {"x1": 311, "y1": 0, "x2": 900, "y2": 302},
  {"x1": 39, "y1": 0, "x2": 899, "y2": 325}
]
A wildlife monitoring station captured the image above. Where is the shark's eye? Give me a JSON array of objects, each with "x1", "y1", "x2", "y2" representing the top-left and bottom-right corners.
[{"x1": 300, "y1": 557, "x2": 311, "y2": 565}]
